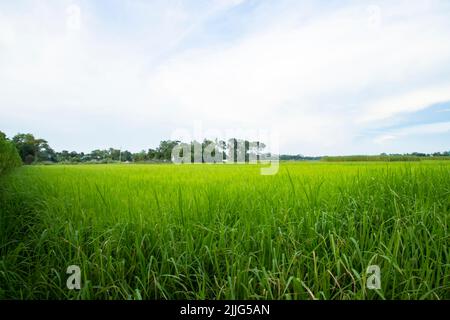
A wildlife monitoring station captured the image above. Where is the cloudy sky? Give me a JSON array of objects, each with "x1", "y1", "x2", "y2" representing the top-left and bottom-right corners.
[{"x1": 1, "y1": 0, "x2": 450, "y2": 155}]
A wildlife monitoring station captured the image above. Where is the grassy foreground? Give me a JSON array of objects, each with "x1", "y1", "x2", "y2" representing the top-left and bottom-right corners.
[{"x1": 0, "y1": 162, "x2": 449, "y2": 299}]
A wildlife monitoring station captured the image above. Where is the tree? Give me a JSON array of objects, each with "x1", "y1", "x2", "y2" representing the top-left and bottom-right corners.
[
  {"x1": 57, "y1": 150, "x2": 70, "y2": 162},
  {"x1": 121, "y1": 150, "x2": 132, "y2": 162},
  {"x1": 201, "y1": 139, "x2": 221, "y2": 163},
  {"x1": 0, "y1": 131, "x2": 22, "y2": 174},
  {"x1": 218, "y1": 140, "x2": 227, "y2": 161},
  {"x1": 11, "y1": 133, "x2": 56, "y2": 164},
  {"x1": 12, "y1": 133, "x2": 37, "y2": 164},
  {"x1": 108, "y1": 148, "x2": 121, "y2": 161},
  {"x1": 133, "y1": 150, "x2": 147, "y2": 162},
  {"x1": 147, "y1": 148, "x2": 157, "y2": 160},
  {"x1": 37, "y1": 141, "x2": 57, "y2": 162},
  {"x1": 90, "y1": 149, "x2": 107, "y2": 161},
  {"x1": 157, "y1": 140, "x2": 180, "y2": 161},
  {"x1": 251, "y1": 141, "x2": 265, "y2": 161},
  {"x1": 190, "y1": 140, "x2": 202, "y2": 163}
]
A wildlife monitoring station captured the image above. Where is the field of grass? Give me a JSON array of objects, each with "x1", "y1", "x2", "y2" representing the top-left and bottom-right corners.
[
  {"x1": 322, "y1": 155, "x2": 450, "y2": 161},
  {"x1": 0, "y1": 162, "x2": 449, "y2": 299}
]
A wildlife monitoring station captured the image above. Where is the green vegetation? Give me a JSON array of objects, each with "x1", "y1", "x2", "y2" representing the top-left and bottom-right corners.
[
  {"x1": 11, "y1": 133, "x2": 57, "y2": 164},
  {"x1": 0, "y1": 131, "x2": 22, "y2": 176},
  {"x1": 0, "y1": 162, "x2": 448, "y2": 299},
  {"x1": 322, "y1": 155, "x2": 450, "y2": 162},
  {"x1": 7, "y1": 132, "x2": 450, "y2": 164},
  {"x1": 7, "y1": 132, "x2": 268, "y2": 164}
]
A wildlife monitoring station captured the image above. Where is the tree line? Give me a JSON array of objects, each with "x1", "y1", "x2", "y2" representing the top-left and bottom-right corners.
[
  {"x1": 3, "y1": 132, "x2": 269, "y2": 164},
  {"x1": 2, "y1": 131, "x2": 449, "y2": 166},
  {"x1": 322, "y1": 153, "x2": 450, "y2": 162}
]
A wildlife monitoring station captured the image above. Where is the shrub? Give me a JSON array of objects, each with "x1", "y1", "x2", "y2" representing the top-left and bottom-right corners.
[
  {"x1": 322, "y1": 155, "x2": 421, "y2": 162},
  {"x1": 0, "y1": 133, "x2": 22, "y2": 175}
]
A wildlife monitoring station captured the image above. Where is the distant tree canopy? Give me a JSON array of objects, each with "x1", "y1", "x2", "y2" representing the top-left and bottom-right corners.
[
  {"x1": 172, "y1": 139, "x2": 268, "y2": 164},
  {"x1": 279, "y1": 154, "x2": 321, "y2": 161},
  {"x1": 2, "y1": 131, "x2": 450, "y2": 165},
  {"x1": 2, "y1": 134, "x2": 270, "y2": 164},
  {"x1": 321, "y1": 153, "x2": 450, "y2": 162},
  {"x1": 11, "y1": 133, "x2": 57, "y2": 164},
  {"x1": 0, "y1": 131, "x2": 22, "y2": 175}
]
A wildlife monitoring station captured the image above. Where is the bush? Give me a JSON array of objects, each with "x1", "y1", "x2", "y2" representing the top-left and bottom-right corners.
[
  {"x1": 0, "y1": 133, "x2": 22, "y2": 175},
  {"x1": 322, "y1": 155, "x2": 421, "y2": 162}
]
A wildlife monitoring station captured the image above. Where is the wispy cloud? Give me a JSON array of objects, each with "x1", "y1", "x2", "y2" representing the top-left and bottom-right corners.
[
  {"x1": 374, "y1": 121, "x2": 450, "y2": 145},
  {"x1": 1, "y1": 1, "x2": 450, "y2": 154},
  {"x1": 359, "y1": 85, "x2": 450, "y2": 123}
]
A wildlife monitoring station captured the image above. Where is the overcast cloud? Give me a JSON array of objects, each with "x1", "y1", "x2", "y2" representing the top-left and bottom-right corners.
[{"x1": 1, "y1": 0, "x2": 450, "y2": 155}]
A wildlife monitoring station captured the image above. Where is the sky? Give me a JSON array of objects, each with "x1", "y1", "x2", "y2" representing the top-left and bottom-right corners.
[{"x1": 1, "y1": 0, "x2": 450, "y2": 156}]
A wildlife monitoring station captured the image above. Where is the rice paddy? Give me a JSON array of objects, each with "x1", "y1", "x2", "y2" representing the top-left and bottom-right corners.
[{"x1": 0, "y1": 161, "x2": 449, "y2": 299}]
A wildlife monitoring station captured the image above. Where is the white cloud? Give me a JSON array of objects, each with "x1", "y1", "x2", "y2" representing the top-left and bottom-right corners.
[
  {"x1": 374, "y1": 121, "x2": 450, "y2": 145},
  {"x1": 144, "y1": 1, "x2": 450, "y2": 153},
  {"x1": 374, "y1": 134, "x2": 396, "y2": 145},
  {"x1": 359, "y1": 85, "x2": 450, "y2": 123},
  {"x1": 1, "y1": 1, "x2": 450, "y2": 154}
]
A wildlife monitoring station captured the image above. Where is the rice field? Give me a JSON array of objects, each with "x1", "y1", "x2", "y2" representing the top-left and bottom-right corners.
[{"x1": 0, "y1": 161, "x2": 449, "y2": 299}]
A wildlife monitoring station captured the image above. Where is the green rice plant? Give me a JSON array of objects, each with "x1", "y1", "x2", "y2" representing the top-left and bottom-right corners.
[{"x1": 0, "y1": 162, "x2": 448, "y2": 299}]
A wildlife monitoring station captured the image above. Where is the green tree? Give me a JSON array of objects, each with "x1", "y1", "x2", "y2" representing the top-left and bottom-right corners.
[
  {"x1": 90, "y1": 149, "x2": 108, "y2": 161},
  {"x1": 57, "y1": 150, "x2": 71, "y2": 162},
  {"x1": 121, "y1": 150, "x2": 132, "y2": 162},
  {"x1": 108, "y1": 148, "x2": 121, "y2": 161},
  {"x1": 133, "y1": 150, "x2": 147, "y2": 162},
  {"x1": 0, "y1": 131, "x2": 22, "y2": 175},
  {"x1": 147, "y1": 148, "x2": 157, "y2": 160},
  {"x1": 157, "y1": 140, "x2": 180, "y2": 161},
  {"x1": 12, "y1": 133, "x2": 37, "y2": 164},
  {"x1": 37, "y1": 141, "x2": 57, "y2": 162},
  {"x1": 11, "y1": 133, "x2": 56, "y2": 164}
]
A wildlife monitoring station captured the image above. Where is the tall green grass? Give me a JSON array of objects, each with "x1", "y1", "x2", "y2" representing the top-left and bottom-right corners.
[{"x1": 0, "y1": 162, "x2": 448, "y2": 299}]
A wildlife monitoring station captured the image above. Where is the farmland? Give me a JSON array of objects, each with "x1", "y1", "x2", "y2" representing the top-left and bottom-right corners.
[{"x1": 0, "y1": 161, "x2": 449, "y2": 299}]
